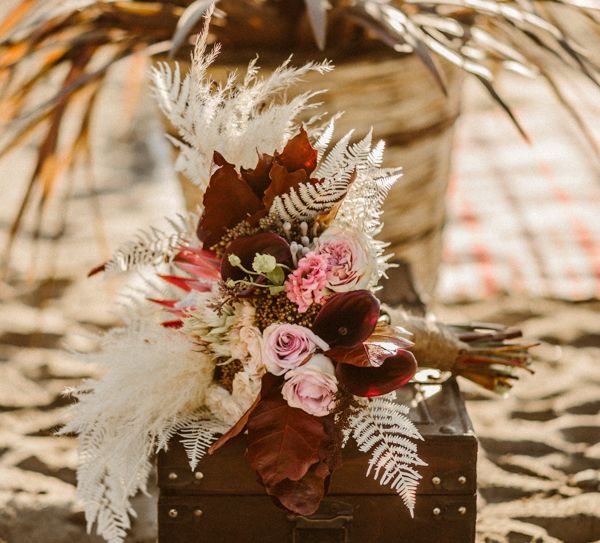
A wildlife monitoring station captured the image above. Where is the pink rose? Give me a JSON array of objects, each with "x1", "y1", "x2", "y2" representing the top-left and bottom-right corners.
[
  {"x1": 318, "y1": 227, "x2": 373, "y2": 292},
  {"x1": 285, "y1": 252, "x2": 330, "y2": 313},
  {"x1": 282, "y1": 355, "x2": 338, "y2": 417},
  {"x1": 262, "y1": 324, "x2": 329, "y2": 376}
]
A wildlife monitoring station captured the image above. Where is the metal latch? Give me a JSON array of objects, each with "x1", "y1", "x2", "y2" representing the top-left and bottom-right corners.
[{"x1": 289, "y1": 500, "x2": 353, "y2": 543}]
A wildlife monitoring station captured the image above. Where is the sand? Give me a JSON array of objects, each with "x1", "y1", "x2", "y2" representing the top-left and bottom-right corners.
[{"x1": 0, "y1": 73, "x2": 599, "y2": 543}]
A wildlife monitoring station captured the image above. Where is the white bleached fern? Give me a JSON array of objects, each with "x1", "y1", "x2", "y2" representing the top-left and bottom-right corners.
[
  {"x1": 60, "y1": 318, "x2": 215, "y2": 543},
  {"x1": 268, "y1": 128, "x2": 397, "y2": 229},
  {"x1": 99, "y1": 212, "x2": 198, "y2": 275},
  {"x1": 152, "y1": 10, "x2": 332, "y2": 195},
  {"x1": 162, "y1": 411, "x2": 229, "y2": 471},
  {"x1": 348, "y1": 397, "x2": 426, "y2": 516}
]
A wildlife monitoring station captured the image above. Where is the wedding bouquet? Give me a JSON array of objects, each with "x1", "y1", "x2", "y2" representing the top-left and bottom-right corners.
[{"x1": 64, "y1": 14, "x2": 534, "y2": 543}]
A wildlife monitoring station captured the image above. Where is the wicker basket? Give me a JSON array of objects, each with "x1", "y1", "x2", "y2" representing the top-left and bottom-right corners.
[{"x1": 177, "y1": 50, "x2": 463, "y2": 296}]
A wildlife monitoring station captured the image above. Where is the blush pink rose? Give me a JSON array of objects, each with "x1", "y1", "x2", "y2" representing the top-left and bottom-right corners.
[
  {"x1": 262, "y1": 323, "x2": 329, "y2": 376},
  {"x1": 318, "y1": 227, "x2": 373, "y2": 292},
  {"x1": 284, "y1": 252, "x2": 330, "y2": 313},
  {"x1": 282, "y1": 354, "x2": 338, "y2": 417}
]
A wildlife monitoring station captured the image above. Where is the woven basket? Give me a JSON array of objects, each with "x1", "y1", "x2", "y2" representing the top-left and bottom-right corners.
[{"x1": 176, "y1": 49, "x2": 463, "y2": 296}]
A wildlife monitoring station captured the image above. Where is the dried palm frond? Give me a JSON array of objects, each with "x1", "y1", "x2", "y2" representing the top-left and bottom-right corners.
[{"x1": 2, "y1": 0, "x2": 600, "y2": 270}]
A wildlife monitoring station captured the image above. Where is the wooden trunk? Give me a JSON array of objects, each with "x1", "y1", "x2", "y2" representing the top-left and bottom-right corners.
[{"x1": 157, "y1": 379, "x2": 477, "y2": 543}]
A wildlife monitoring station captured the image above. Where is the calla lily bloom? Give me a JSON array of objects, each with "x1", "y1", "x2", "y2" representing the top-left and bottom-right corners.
[
  {"x1": 336, "y1": 351, "x2": 417, "y2": 397},
  {"x1": 221, "y1": 232, "x2": 293, "y2": 284},
  {"x1": 312, "y1": 290, "x2": 380, "y2": 348},
  {"x1": 312, "y1": 291, "x2": 417, "y2": 397}
]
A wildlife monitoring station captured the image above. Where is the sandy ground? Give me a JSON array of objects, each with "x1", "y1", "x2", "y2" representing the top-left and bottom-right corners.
[{"x1": 0, "y1": 75, "x2": 599, "y2": 543}]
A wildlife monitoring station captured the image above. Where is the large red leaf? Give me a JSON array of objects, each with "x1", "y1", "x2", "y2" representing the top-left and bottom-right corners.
[
  {"x1": 312, "y1": 290, "x2": 380, "y2": 348},
  {"x1": 266, "y1": 461, "x2": 329, "y2": 515},
  {"x1": 209, "y1": 374, "x2": 282, "y2": 455},
  {"x1": 275, "y1": 128, "x2": 318, "y2": 174},
  {"x1": 246, "y1": 391, "x2": 326, "y2": 487},
  {"x1": 264, "y1": 414, "x2": 341, "y2": 515},
  {"x1": 261, "y1": 162, "x2": 312, "y2": 212},
  {"x1": 336, "y1": 350, "x2": 417, "y2": 397},
  {"x1": 241, "y1": 153, "x2": 273, "y2": 198},
  {"x1": 197, "y1": 152, "x2": 264, "y2": 248}
]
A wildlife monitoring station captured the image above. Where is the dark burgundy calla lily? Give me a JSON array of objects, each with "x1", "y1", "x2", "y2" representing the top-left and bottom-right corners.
[
  {"x1": 312, "y1": 291, "x2": 380, "y2": 348},
  {"x1": 336, "y1": 350, "x2": 417, "y2": 397},
  {"x1": 221, "y1": 232, "x2": 293, "y2": 283},
  {"x1": 328, "y1": 335, "x2": 414, "y2": 368}
]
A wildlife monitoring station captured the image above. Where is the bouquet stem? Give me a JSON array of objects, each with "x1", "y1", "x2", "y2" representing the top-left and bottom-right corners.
[{"x1": 388, "y1": 310, "x2": 536, "y2": 393}]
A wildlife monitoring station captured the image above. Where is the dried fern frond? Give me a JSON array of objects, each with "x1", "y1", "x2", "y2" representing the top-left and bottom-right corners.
[
  {"x1": 174, "y1": 413, "x2": 229, "y2": 470},
  {"x1": 60, "y1": 318, "x2": 215, "y2": 543},
  {"x1": 347, "y1": 396, "x2": 426, "y2": 516},
  {"x1": 152, "y1": 16, "x2": 332, "y2": 192},
  {"x1": 88, "y1": 212, "x2": 198, "y2": 276}
]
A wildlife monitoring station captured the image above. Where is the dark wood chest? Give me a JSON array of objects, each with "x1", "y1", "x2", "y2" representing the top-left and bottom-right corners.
[{"x1": 157, "y1": 378, "x2": 477, "y2": 543}]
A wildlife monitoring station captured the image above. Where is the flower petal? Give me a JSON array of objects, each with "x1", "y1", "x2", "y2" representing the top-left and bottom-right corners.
[
  {"x1": 312, "y1": 290, "x2": 380, "y2": 348},
  {"x1": 336, "y1": 350, "x2": 417, "y2": 397},
  {"x1": 328, "y1": 335, "x2": 413, "y2": 368},
  {"x1": 221, "y1": 232, "x2": 293, "y2": 283}
]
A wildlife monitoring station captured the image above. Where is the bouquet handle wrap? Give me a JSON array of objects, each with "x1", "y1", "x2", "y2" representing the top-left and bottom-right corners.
[{"x1": 389, "y1": 309, "x2": 464, "y2": 372}]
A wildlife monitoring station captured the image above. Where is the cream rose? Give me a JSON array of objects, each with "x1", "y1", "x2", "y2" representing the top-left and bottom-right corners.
[
  {"x1": 262, "y1": 323, "x2": 329, "y2": 376},
  {"x1": 317, "y1": 227, "x2": 374, "y2": 292},
  {"x1": 282, "y1": 354, "x2": 338, "y2": 417}
]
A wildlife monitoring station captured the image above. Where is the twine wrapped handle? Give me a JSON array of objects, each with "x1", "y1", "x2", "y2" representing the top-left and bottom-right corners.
[{"x1": 386, "y1": 308, "x2": 536, "y2": 393}]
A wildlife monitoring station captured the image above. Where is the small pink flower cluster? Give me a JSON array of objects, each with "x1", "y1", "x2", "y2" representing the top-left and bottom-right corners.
[
  {"x1": 285, "y1": 228, "x2": 373, "y2": 313},
  {"x1": 261, "y1": 324, "x2": 336, "y2": 417}
]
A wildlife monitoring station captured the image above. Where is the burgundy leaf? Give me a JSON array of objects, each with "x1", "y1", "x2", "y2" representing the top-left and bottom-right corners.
[
  {"x1": 264, "y1": 414, "x2": 341, "y2": 515},
  {"x1": 241, "y1": 153, "x2": 274, "y2": 198},
  {"x1": 274, "y1": 128, "x2": 318, "y2": 174},
  {"x1": 266, "y1": 461, "x2": 329, "y2": 516},
  {"x1": 197, "y1": 152, "x2": 264, "y2": 248},
  {"x1": 221, "y1": 232, "x2": 293, "y2": 283},
  {"x1": 246, "y1": 391, "x2": 326, "y2": 487},
  {"x1": 209, "y1": 374, "x2": 282, "y2": 455},
  {"x1": 336, "y1": 350, "x2": 417, "y2": 397},
  {"x1": 312, "y1": 290, "x2": 380, "y2": 348},
  {"x1": 262, "y1": 162, "x2": 312, "y2": 212}
]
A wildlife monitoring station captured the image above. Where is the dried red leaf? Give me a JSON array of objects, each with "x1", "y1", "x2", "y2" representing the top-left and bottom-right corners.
[
  {"x1": 209, "y1": 373, "x2": 282, "y2": 455},
  {"x1": 246, "y1": 390, "x2": 326, "y2": 487},
  {"x1": 197, "y1": 152, "x2": 263, "y2": 248},
  {"x1": 336, "y1": 350, "x2": 417, "y2": 397},
  {"x1": 264, "y1": 414, "x2": 341, "y2": 515},
  {"x1": 241, "y1": 153, "x2": 273, "y2": 198},
  {"x1": 261, "y1": 162, "x2": 312, "y2": 212},
  {"x1": 275, "y1": 128, "x2": 318, "y2": 174},
  {"x1": 87, "y1": 262, "x2": 106, "y2": 277},
  {"x1": 265, "y1": 461, "x2": 329, "y2": 516},
  {"x1": 221, "y1": 232, "x2": 292, "y2": 283},
  {"x1": 312, "y1": 290, "x2": 380, "y2": 348}
]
